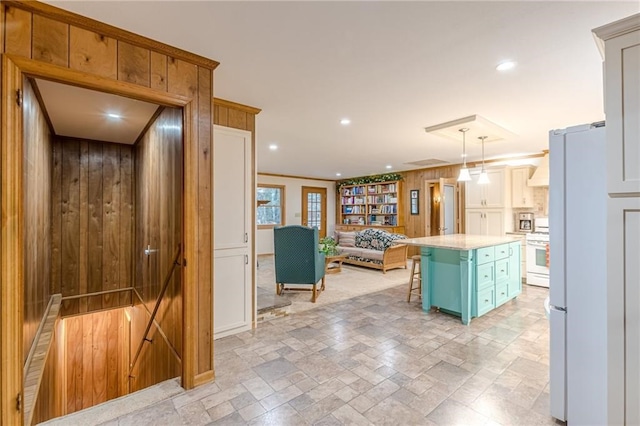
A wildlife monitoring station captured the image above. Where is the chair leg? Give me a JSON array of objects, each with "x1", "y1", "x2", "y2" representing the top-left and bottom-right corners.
[
  {"x1": 320, "y1": 276, "x2": 326, "y2": 292},
  {"x1": 311, "y1": 283, "x2": 317, "y2": 303},
  {"x1": 276, "y1": 283, "x2": 282, "y2": 295}
]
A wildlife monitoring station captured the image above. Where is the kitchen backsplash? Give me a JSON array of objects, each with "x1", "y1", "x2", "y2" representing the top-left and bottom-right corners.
[
  {"x1": 513, "y1": 187, "x2": 548, "y2": 217},
  {"x1": 533, "y1": 186, "x2": 548, "y2": 216}
]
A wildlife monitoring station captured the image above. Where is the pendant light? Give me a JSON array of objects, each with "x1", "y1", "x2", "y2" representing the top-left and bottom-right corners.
[
  {"x1": 477, "y1": 135, "x2": 490, "y2": 184},
  {"x1": 457, "y1": 128, "x2": 471, "y2": 182}
]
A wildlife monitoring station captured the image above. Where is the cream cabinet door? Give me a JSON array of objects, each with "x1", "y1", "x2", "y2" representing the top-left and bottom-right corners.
[
  {"x1": 512, "y1": 167, "x2": 534, "y2": 208},
  {"x1": 604, "y1": 30, "x2": 640, "y2": 195},
  {"x1": 485, "y1": 209, "x2": 504, "y2": 236},
  {"x1": 465, "y1": 176, "x2": 485, "y2": 208},
  {"x1": 465, "y1": 210, "x2": 484, "y2": 235},
  {"x1": 213, "y1": 125, "x2": 253, "y2": 339},
  {"x1": 484, "y1": 169, "x2": 506, "y2": 208},
  {"x1": 607, "y1": 197, "x2": 640, "y2": 425}
]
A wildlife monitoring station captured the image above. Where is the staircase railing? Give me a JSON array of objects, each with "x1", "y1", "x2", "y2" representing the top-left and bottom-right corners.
[{"x1": 129, "y1": 245, "x2": 182, "y2": 376}]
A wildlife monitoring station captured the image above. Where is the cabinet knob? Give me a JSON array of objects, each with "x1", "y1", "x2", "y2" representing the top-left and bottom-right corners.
[
  {"x1": 484, "y1": 299, "x2": 489, "y2": 303},
  {"x1": 484, "y1": 275, "x2": 489, "y2": 278},
  {"x1": 501, "y1": 292, "x2": 505, "y2": 296},
  {"x1": 500, "y1": 270, "x2": 505, "y2": 273}
]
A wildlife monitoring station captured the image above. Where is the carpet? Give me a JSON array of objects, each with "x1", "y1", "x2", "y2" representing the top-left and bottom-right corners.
[{"x1": 257, "y1": 255, "x2": 414, "y2": 315}]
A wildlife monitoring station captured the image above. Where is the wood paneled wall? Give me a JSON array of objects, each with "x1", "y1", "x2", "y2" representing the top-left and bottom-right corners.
[
  {"x1": 400, "y1": 165, "x2": 463, "y2": 255},
  {"x1": 51, "y1": 137, "x2": 134, "y2": 317},
  {"x1": 128, "y1": 303, "x2": 180, "y2": 393},
  {"x1": 56, "y1": 308, "x2": 127, "y2": 416},
  {"x1": 23, "y1": 77, "x2": 52, "y2": 363},
  {"x1": 133, "y1": 106, "x2": 183, "y2": 378},
  {"x1": 1, "y1": 3, "x2": 217, "y2": 407}
]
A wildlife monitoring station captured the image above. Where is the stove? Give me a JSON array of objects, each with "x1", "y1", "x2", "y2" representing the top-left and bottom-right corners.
[{"x1": 526, "y1": 218, "x2": 549, "y2": 287}]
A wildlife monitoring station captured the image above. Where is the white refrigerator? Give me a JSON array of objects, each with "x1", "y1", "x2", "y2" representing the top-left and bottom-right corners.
[{"x1": 549, "y1": 122, "x2": 608, "y2": 423}]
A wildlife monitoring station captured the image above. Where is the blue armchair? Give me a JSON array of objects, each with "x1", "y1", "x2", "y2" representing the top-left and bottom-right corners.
[{"x1": 273, "y1": 225, "x2": 326, "y2": 302}]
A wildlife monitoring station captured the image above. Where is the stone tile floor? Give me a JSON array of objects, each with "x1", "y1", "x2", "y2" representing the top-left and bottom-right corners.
[{"x1": 68, "y1": 282, "x2": 557, "y2": 425}]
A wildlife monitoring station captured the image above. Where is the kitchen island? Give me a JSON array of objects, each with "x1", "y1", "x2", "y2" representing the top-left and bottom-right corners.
[{"x1": 402, "y1": 234, "x2": 521, "y2": 325}]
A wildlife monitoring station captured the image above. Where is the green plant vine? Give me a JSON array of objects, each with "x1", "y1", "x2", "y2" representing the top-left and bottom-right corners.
[{"x1": 336, "y1": 173, "x2": 403, "y2": 190}]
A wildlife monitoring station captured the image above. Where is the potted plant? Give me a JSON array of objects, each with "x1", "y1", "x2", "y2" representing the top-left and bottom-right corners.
[{"x1": 319, "y1": 236, "x2": 340, "y2": 256}]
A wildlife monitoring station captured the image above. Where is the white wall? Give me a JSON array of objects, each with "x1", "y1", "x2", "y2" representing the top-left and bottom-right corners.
[{"x1": 257, "y1": 174, "x2": 336, "y2": 254}]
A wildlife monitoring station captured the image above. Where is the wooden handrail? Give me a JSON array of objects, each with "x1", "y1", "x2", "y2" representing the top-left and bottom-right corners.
[
  {"x1": 129, "y1": 245, "x2": 182, "y2": 376},
  {"x1": 61, "y1": 287, "x2": 132, "y2": 301}
]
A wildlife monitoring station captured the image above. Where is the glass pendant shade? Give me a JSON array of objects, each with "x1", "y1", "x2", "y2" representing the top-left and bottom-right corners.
[
  {"x1": 458, "y1": 167, "x2": 472, "y2": 182},
  {"x1": 457, "y1": 127, "x2": 471, "y2": 182},
  {"x1": 477, "y1": 170, "x2": 490, "y2": 184}
]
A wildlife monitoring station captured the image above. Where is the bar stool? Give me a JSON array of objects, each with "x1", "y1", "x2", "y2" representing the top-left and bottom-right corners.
[{"x1": 407, "y1": 255, "x2": 421, "y2": 302}]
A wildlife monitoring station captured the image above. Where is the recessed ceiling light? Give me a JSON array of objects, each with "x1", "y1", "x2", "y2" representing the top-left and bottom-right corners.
[
  {"x1": 269, "y1": 144, "x2": 278, "y2": 151},
  {"x1": 496, "y1": 61, "x2": 516, "y2": 71},
  {"x1": 107, "y1": 113, "x2": 122, "y2": 119},
  {"x1": 340, "y1": 118, "x2": 351, "y2": 125},
  {"x1": 336, "y1": 173, "x2": 342, "y2": 177},
  {"x1": 386, "y1": 165, "x2": 392, "y2": 169}
]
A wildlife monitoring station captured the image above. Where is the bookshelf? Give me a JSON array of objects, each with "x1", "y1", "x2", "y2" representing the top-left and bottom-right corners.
[{"x1": 338, "y1": 180, "x2": 403, "y2": 232}]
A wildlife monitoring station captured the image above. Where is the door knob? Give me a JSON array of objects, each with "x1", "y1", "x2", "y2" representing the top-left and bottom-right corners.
[{"x1": 144, "y1": 245, "x2": 158, "y2": 256}]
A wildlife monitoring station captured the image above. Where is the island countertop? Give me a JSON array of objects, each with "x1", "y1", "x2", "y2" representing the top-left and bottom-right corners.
[{"x1": 400, "y1": 234, "x2": 521, "y2": 250}]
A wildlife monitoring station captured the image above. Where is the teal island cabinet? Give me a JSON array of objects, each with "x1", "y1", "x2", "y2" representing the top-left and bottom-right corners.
[{"x1": 402, "y1": 234, "x2": 521, "y2": 325}]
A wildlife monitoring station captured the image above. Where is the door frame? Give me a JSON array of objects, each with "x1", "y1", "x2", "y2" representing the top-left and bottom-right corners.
[
  {"x1": 0, "y1": 54, "x2": 199, "y2": 423},
  {"x1": 424, "y1": 178, "x2": 460, "y2": 236},
  {"x1": 301, "y1": 186, "x2": 327, "y2": 238}
]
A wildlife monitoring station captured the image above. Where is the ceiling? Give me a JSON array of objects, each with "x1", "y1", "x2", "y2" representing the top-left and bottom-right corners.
[
  {"x1": 44, "y1": 1, "x2": 639, "y2": 180},
  {"x1": 35, "y1": 79, "x2": 159, "y2": 144}
]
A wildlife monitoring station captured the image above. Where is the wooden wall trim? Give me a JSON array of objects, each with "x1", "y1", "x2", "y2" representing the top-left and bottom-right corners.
[
  {"x1": 7, "y1": 55, "x2": 190, "y2": 107},
  {"x1": 23, "y1": 294, "x2": 61, "y2": 426},
  {"x1": 3, "y1": 0, "x2": 220, "y2": 70},
  {"x1": 213, "y1": 97, "x2": 261, "y2": 115},
  {"x1": 1, "y1": 54, "x2": 25, "y2": 425},
  {"x1": 181, "y1": 100, "x2": 196, "y2": 390},
  {"x1": 258, "y1": 172, "x2": 337, "y2": 183},
  {"x1": 193, "y1": 370, "x2": 214, "y2": 387}
]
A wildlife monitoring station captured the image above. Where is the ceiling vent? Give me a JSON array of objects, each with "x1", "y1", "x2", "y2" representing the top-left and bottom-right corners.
[
  {"x1": 405, "y1": 158, "x2": 448, "y2": 167},
  {"x1": 424, "y1": 114, "x2": 515, "y2": 143}
]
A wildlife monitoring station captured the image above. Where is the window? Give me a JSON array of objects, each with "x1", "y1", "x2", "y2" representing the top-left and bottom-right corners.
[{"x1": 257, "y1": 184, "x2": 285, "y2": 228}]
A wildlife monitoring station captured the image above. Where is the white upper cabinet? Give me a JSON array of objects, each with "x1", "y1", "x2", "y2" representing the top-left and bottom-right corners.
[
  {"x1": 511, "y1": 166, "x2": 535, "y2": 208},
  {"x1": 594, "y1": 16, "x2": 640, "y2": 195},
  {"x1": 465, "y1": 168, "x2": 507, "y2": 208}
]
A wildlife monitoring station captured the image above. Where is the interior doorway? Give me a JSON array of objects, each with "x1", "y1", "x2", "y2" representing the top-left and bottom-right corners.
[
  {"x1": 425, "y1": 178, "x2": 459, "y2": 236},
  {"x1": 2, "y1": 55, "x2": 189, "y2": 422},
  {"x1": 302, "y1": 186, "x2": 327, "y2": 238}
]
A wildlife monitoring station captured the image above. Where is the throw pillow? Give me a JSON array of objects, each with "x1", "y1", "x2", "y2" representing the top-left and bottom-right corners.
[{"x1": 338, "y1": 231, "x2": 356, "y2": 247}]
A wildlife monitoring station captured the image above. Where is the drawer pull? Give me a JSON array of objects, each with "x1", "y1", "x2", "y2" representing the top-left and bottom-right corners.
[
  {"x1": 484, "y1": 275, "x2": 489, "y2": 278},
  {"x1": 484, "y1": 299, "x2": 489, "y2": 303},
  {"x1": 501, "y1": 292, "x2": 505, "y2": 296},
  {"x1": 500, "y1": 270, "x2": 505, "y2": 273},
  {"x1": 485, "y1": 254, "x2": 490, "y2": 257}
]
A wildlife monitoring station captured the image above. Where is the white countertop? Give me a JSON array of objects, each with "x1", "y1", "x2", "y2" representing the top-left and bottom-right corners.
[{"x1": 400, "y1": 234, "x2": 521, "y2": 250}]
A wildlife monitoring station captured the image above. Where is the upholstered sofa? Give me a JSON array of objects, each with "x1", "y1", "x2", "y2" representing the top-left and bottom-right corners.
[{"x1": 335, "y1": 228, "x2": 408, "y2": 273}]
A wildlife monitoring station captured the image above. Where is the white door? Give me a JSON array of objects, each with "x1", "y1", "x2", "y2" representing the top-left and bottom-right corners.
[
  {"x1": 213, "y1": 126, "x2": 252, "y2": 339},
  {"x1": 440, "y1": 179, "x2": 457, "y2": 235}
]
